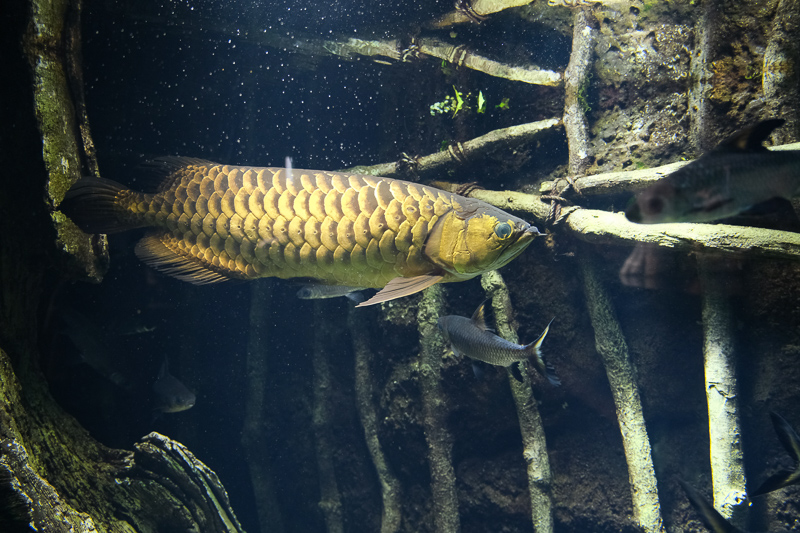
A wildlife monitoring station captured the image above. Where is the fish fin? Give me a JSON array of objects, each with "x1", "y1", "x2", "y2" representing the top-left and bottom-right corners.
[
  {"x1": 510, "y1": 362, "x2": 524, "y2": 383},
  {"x1": 752, "y1": 412, "x2": 800, "y2": 496},
  {"x1": 60, "y1": 177, "x2": 143, "y2": 234},
  {"x1": 356, "y1": 274, "x2": 444, "y2": 307},
  {"x1": 345, "y1": 291, "x2": 366, "y2": 304},
  {"x1": 717, "y1": 119, "x2": 784, "y2": 153},
  {"x1": 471, "y1": 362, "x2": 485, "y2": 380},
  {"x1": 525, "y1": 318, "x2": 561, "y2": 386},
  {"x1": 135, "y1": 233, "x2": 234, "y2": 284},
  {"x1": 470, "y1": 300, "x2": 492, "y2": 331},
  {"x1": 139, "y1": 157, "x2": 220, "y2": 192},
  {"x1": 770, "y1": 411, "x2": 800, "y2": 463},
  {"x1": 679, "y1": 480, "x2": 743, "y2": 533}
]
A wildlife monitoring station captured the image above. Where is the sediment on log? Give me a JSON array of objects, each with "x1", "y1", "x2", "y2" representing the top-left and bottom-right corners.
[
  {"x1": 345, "y1": 119, "x2": 560, "y2": 178},
  {"x1": 348, "y1": 307, "x2": 402, "y2": 533},
  {"x1": 241, "y1": 280, "x2": 285, "y2": 533},
  {"x1": 562, "y1": 8, "x2": 594, "y2": 178},
  {"x1": 312, "y1": 302, "x2": 345, "y2": 533},
  {"x1": 697, "y1": 255, "x2": 747, "y2": 528},
  {"x1": 580, "y1": 255, "x2": 665, "y2": 533},
  {"x1": 480, "y1": 270, "x2": 554, "y2": 533},
  {"x1": 417, "y1": 285, "x2": 461, "y2": 533}
]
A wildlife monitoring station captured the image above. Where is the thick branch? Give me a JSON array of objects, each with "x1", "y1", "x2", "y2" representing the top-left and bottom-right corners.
[
  {"x1": 426, "y1": 0, "x2": 534, "y2": 28},
  {"x1": 580, "y1": 256, "x2": 664, "y2": 533},
  {"x1": 417, "y1": 285, "x2": 461, "y2": 533},
  {"x1": 481, "y1": 270, "x2": 554, "y2": 533},
  {"x1": 562, "y1": 8, "x2": 594, "y2": 177},
  {"x1": 698, "y1": 256, "x2": 747, "y2": 528}
]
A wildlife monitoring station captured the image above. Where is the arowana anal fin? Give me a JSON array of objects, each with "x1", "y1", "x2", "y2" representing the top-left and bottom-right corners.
[
  {"x1": 356, "y1": 274, "x2": 444, "y2": 307},
  {"x1": 135, "y1": 233, "x2": 235, "y2": 284}
]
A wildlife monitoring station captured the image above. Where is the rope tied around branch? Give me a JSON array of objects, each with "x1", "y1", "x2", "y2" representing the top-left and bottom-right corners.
[{"x1": 541, "y1": 175, "x2": 582, "y2": 226}]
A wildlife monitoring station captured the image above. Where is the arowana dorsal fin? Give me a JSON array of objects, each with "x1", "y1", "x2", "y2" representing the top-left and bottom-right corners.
[
  {"x1": 139, "y1": 157, "x2": 219, "y2": 193},
  {"x1": 718, "y1": 118, "x2": 784, "y2": 153}
]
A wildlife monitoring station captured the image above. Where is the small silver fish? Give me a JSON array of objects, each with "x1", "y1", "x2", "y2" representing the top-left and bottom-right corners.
[
  {"x1": 153, "y1": 359, "x2": 196, "y2": 413},
  {"x1": 626, "y1": 119, "x2": 800, "y2": 224},
  {"x1": 296, "y1": 284, "x2": 366, "y2": 303},
  {"x1": 437, "y1": 301, "x2": 560, "y2": 386}
]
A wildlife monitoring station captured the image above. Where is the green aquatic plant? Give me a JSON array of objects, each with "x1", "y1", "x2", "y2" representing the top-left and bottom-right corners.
[
  {"x1": 578, "y1": 71, "x2": 593, "y2": 114},
  {"x1": 477, "y1": 91, "x2": 487, "y2": 114},
  {"x1": 495, "y1": 97, "x2": 510, "y2": 110},
  {"x1": 451, "y1": 85, "x2": 464, "y2": 117}
]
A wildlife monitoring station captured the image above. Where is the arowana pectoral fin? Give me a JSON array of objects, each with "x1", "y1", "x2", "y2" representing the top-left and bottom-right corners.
[{"x1": 356, "y1": 274, "x2": 444, "y2": 307}]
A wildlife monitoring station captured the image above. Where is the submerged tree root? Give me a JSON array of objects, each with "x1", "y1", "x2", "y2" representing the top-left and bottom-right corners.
[
  {"x1": 481, "y1": 270, "x2": 554, "y2": 533},
  {"x1": 580, "y1": 256, "x2": 665, "y2": 533},
  {"x1": 697, "y1": 255, "x2": 747, "y2": 527},
  {"x1": 313, "y1": 302, "x2": 345, "y2": 533},
  {"x1": 241, "y1": 280, "x2": 285, "y2": 533},
  {"x1": 348, "y1": 306, "x2": 402, "y2": 533},
  {"x1": 417, "y1": 285, "x2": 461, "y2": 533}
]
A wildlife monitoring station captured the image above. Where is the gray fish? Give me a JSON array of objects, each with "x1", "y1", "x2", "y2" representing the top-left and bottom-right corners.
[
  {"x1": 296, "y1": 284, "x2": 366, "y2": 303},
  {"x1": 679, "y1": 480, "x2": 790, "y2": 533},
  {"x1": 153, "y1": 359, "x2": 196, "y2": 413},
  {"x1": 437, "y1": 301, "x2": 560, "y2": 386},
  {"x1": 60, "y1": 310, "x2": 134, "y2": 391},
  {"x1": 752, "y1": 412, "x2": 800, "y2": 496},
  {"x1": 626, "y1": 119, "x2": 800, "y2": 224}
]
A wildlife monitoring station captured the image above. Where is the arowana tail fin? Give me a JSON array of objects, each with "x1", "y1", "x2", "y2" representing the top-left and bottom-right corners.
[{"x1": 60, "y1": 177, "x2": 145, "y2": 234}]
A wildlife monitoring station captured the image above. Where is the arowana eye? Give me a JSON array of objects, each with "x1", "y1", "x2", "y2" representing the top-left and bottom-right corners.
[{"x1": 494, "y1": 222, "x2": 513, "y2": 239}]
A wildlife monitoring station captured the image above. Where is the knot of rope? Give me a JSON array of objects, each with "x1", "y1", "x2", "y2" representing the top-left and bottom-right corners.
[{"x1": 541, "y1": 176, "x2": 581, "y2": 226}]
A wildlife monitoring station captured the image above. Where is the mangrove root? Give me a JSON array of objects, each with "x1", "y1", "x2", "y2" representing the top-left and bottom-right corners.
[
  {"x1": 241, "y1": 280, "x2": 285, "y2": 533},
  {"x1": 349, "y1": 306, "x2": 403, "y2": 533},
  {"x1": 481, "y1": 270, "x2": 554, "y2": 533},
  {"x1": 417, "y1": 285, "x2": 461, "y2": 533},
  {"x1": 314, "y1": 302, "x2": 345, "y2": 533},
  {"x1": 580, "y1": 255, "x2": 665, "y2": 533},
  {"x1": 697, "y1": 255, "x2": 747, "y2": 527}
]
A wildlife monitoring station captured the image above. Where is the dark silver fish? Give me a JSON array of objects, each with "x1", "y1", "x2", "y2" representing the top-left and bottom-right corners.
[
  {"x1": 626, "y1": 119, "x2": 800, "y2": 224},
  {"x1": 153, "y1": 359, "x2": 196, "y2": 413},
  {"x1": 296, "y1": 284, "x2": 366, "y2": 303},
  {"x1": 752, "y1": 412, "x2": 800, "y2": 496},
  {"x1": 437, "y1": 301, "x2": 559, "y2": 385},
  {"x1": 60, "y1": 310, "x2": 133, "y2": 391}
]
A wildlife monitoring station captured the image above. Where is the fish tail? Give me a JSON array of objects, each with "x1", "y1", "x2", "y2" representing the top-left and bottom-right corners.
[
  {"x1": 525, "y1": 317, "x2": 560, "y2": 386},
  {"x1": 60, "y1": 177, "x2": 145, "y2": 234}
]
